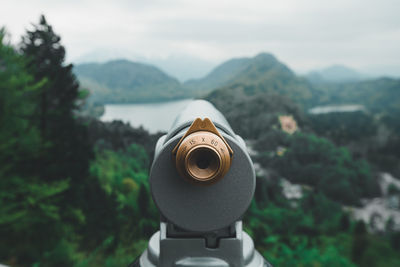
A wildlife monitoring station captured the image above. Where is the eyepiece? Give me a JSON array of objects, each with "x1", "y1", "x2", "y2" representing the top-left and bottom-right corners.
[
  {"x1": 173, "y1": 118, "x2": 233, "y2": 185},
  {"x1": 186, "y1": 143, "x2": 221, "y2": 182}
]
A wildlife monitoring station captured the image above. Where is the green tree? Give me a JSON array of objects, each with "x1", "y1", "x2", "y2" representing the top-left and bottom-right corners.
[
  {"x1": 271, "y1": 133, "x2": 380, "y2": 205},
  {"x1": 0, "y1": 28, "x2": 41, "y2": 173},
  {"x1": 20, "y1": 15, "x2": 92, "y2": 188},
  {"x1": 4, "y1": 15, "x2": 97, "y2": 265},
  {"x1": 0, "y1": 28, "x2": 71, "y2": 265}
]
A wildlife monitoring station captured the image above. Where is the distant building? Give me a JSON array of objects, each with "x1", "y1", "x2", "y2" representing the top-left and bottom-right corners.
[{"x1": 278, "y1": 115, "x2": 298, "y2": 134}]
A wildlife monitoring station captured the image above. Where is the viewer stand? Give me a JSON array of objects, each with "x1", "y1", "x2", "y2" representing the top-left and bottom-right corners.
[{"x1": 130, "y1": 100, "x2": 272, "y2": 267}]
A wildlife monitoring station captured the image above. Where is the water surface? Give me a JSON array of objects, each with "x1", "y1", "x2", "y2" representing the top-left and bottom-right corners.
[
  {"x1": 101, "y1": 99, "x2": 193, "y2": 133},
  {"x1": 309, "y1": 104, "x2": 365, "y2": 114}
]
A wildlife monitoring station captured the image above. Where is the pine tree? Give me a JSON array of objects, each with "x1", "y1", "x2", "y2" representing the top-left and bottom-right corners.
[
  {"x1": 0, "y1": 27, "x2": 70, "y2": 265},
  {"x1": 17, "y1": 16, "x2": 97, "y2": 262},
  {"x1": 20, "y1": 15, "x2": 93, "y2": 189}
]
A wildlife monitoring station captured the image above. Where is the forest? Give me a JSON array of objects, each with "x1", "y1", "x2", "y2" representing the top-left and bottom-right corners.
[{"x1": 1, "y1": 15, "x2": 400, "y2": 267}]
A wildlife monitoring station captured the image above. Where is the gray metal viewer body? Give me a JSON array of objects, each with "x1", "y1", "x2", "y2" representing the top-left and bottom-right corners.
[{"x1": 132, "y1": 100, "x2": 271, "y2": 267}]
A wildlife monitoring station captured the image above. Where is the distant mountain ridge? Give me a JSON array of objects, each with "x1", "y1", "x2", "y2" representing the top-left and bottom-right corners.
[
  {"x1": 306, "y1": 65, "x2": 367, "y2": 83},
  {"x1": 75, "y1": 53, "x2": 313, "y2": 103},
  {"x1": 75, "y1": 59, "x2": 188, "y2": 103},
  {"x1": 229, "y1": 56, "x2": 399, "y2": 112},
  {"x1": 75, "y1": 54, "x2": 399, "y2": 113},
  {"x1": 74, "y1": 51, "x2": 216, "y2": 82}
]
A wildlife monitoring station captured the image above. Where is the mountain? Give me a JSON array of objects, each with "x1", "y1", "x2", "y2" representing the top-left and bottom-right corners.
[
  {"x1": 206, "y1": 53, "x2": 400, "y2": 116},
  {"x1": 184, "y1": 53, "x2": 307, "y2": 94},
  {"x1": 184, "y1": 57, "x2": 251, "y2": 91},
  {"x1": 306, "y1": 65, "x2": 366, "y2": 83},
  {"x1": 73, "y1": 50, "x2": 216, "y2": 82},
  {"x1": 204, "y1": 54, "x2": 400, "y2": 114},
  {"x1": 75, "y1": 59, "x2": 188, "y2": 103},
  {"x1": 204, "y1": 53, "x2": 317, "y2": 107}
]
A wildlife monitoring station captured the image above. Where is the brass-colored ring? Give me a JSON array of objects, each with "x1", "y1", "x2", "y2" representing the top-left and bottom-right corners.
[{"x1": 175, "y1": 131, "x2": 232, "y2": 185}]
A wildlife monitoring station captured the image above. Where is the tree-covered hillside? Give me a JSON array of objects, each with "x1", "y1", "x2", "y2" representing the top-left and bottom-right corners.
[
  {"x1": 204, "y1": 53, "x2": 318, "y2": 107},
  {"x1": 75, "y1": 60, "x2": 189, "y2": 103},
  {"x1": 311, "y1": 77, "x2": 400, "y2": 113},
  {"x1": 187, "y1": 53, "x2": 317, "y2": 106}
]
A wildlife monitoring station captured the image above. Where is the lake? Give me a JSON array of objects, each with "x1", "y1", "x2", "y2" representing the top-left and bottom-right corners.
[
  {"x1": 308, "y1": 104, "x2": 365, "y2": 114},
  {"x1": 101, "y1": 100, "x2": 366, "y2": 133},
  {"x1": 100, "y1": 99, "x2": 194, "y2": 133}
]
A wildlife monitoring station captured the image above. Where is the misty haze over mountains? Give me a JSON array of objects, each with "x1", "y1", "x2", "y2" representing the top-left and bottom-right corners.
[
  {"x1": 74, "y1": 50, "x2": 399, "y2": 83},
  {"x1": 305, "y1": 65, "x2": 369, "y2": 84},
  {"x1": 75, "y1": 52, "x2": 304, "y2": 103},
  {"x1": 74, "y1": 50, "x2": 216, "y2": 82}
]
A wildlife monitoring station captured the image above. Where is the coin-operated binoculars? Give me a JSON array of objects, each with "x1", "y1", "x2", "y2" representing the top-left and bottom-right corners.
[{"x1": 131, "y1": 100, "x2": 271, "y2": 267}]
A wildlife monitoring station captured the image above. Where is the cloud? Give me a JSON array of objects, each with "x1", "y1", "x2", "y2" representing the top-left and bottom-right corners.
[{"x1": 1, "y1": 0, "x2": 399, "y2": 76}]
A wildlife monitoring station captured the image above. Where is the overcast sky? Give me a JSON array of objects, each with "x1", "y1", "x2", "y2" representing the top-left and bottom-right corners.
[{"x1": 1, "y1": 0, "x2": 400, "y2": 78}]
